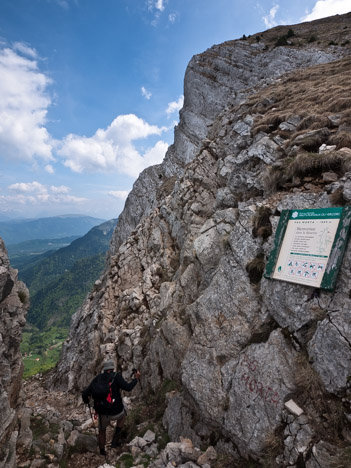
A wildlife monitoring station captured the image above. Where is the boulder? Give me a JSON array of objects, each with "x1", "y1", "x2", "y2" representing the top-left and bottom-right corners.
[
  {"x1": 143, "y1": 430, "x2": 156, "y2": 444},
  {"x1": 197, "y1": 446, "x2": 217, "y2": 465},
  {"x1": 67, "y1": 430, "x2": 97, "y2": 453},
  {"x1": 17, "y1": 408, "x2": 33, "y2": 453}
]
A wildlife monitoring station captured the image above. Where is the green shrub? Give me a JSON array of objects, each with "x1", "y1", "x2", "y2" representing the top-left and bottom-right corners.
[
  {"x1": 308, "y1": 35, "x2": 317, "y2": 43},
  {"x1": 157, "y1": 429, "x2": 170, "y2": 451},
  {"x1": 31, "y1": 416, "x2": 49, "y2": 440},
  {"x1": 18, "y1": 290, "x2": 28, "y2": 304},
  {"x1": 275, "y1": 36, "x2": 288, "y2": 47},
  {"x1": 116, "y1": 454, "x2": 134, "y2": 468}
]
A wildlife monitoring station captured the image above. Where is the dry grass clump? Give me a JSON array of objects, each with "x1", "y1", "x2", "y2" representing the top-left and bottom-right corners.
[
  {"x1": 330, "y1": 447, "x2": 351, "y2": 468},
  {"x1": 251, "y1": 114, "x2": 289, "y2": 137},
  {"x1": 252, "y1": 206, "x2": 272, "y2": 239},
  {"x1": 329, "y1": 187, "x2": 346, "y2": 206},
  {"x1": 294, "y1": 354, "x2": 325, "y2": 401},
  {"x1": 294, "y1": 354, "x2": 345, "y2": 441},
  {"x1": 286, "y1": 150, "x2": 351, "y2": 178},
  {"x1": 329, "y1": 131, "x2": 351, "y2": 150},
  {"x1": 327, "y1": 97, "x2": 351, "y2": 113},
  {"x1": 156, "y1": 175, "x2": 177, "y2": 200},
  {"x1": 296, "y1": 115, "x2": 332, "y2": 131},
  {"x1": 249, "y1": 59, "x2": 351, "y2": 154},
  {"x1": 246, "y1": 254, "x2": 266, "y2": 284},
  {"x1": 290, "y1": 128, "x2": 330, "y2": 152},
  {"x1": 263, "y1": 162, "x2": 291, "y2": 195},
  {"x1": 263, "y1": 149, "x2": 351, "y2": 194},
  {"x1": 262, "y1": 427, "x2": 285, "y2": 468}
]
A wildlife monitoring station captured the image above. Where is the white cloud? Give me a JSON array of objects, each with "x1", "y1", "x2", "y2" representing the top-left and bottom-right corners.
[
  {"x1": 0, "y1": 44, "x2": 54, "y2": 163},
  {"x1": 45, "y1": 164, "x2": 54, "y2": 174},
  {"x1": 302, "y1": 0, "x2": 351, "y2": 21},
  {"x1": 141, "y1": 86, "x2": 152, "y2": 100},
  {"x1": 59, "y1": 114, "x2": 168, "y2": 178},
  {"x1": 50, "y1": 185, "x2": 70, "y2": 194},
  {"x1": 2, "y1": 181, "x2": 86, "y2": 208},
  {"x1": 13, "y1": 42, "x2": 38, "y2": 59},
  {"x1": 108, "y1": 190, "x2": 130, "y2": 200},
  {"x1": 147, "y1": 0, "x2": 167, "y2": 25},
  {"x1": 168, "y1": 12, "x2": 178, "y2": 23},
  {"x1": 166, "y1": 95, "x2": 184, "y2": 116},
  {"x1": 9, "y1": 181, "x2": 47, "y2": 193},
  {"x1": 155, "y1": 0, "x2": 165, "y2": 11},
  {"x1": 148, "y1": 0, "x2": 165, "y2": 12},
  {"x1": 263, "y1": 4, "x2": 280, "y2": 28},
  {"x1": 142, "y1": 140, "x2": 169, "y2": 167}
]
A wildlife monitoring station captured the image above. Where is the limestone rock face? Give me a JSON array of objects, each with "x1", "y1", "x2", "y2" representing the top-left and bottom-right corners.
[
  {"x1": 108, "y1": 38, "x2": 338, "y2": 256},
  {"x1": 0, "y1": 238, "x2": 28, "y2": 468},
  {"x1": 52, "y1": 14, "x2": 351, "y2": 466}
]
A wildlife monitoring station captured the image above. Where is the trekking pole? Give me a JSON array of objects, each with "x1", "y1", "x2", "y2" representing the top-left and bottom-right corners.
[
  {"x1": 87, "y1": 401, "x2": 98, "y2": 438},
  {"x1": 131, "y1": 368, "x2": 143, "y2": 391}
]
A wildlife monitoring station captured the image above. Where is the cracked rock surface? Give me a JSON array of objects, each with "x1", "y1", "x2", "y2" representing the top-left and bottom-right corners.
[
  {"x1": 50, "y1": 14, "x2": 351, "y2": 466},
  {"x1": 0, "y1": 238, "x2": 29, "y2": 468}
]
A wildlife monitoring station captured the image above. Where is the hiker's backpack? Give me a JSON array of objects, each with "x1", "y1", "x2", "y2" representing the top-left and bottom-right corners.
[{"x1": 90, "y1": 372, "x2": 117, "y2": 412}]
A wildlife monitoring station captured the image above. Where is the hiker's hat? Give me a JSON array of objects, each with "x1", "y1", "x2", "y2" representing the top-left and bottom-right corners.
[{"x1": 103, "y1": 360, "x2": 115, "y2": 371}]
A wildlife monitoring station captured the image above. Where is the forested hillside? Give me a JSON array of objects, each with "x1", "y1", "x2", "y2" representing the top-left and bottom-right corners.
[
  {"x1": 28, "y1": 253, "x2": 105, "y2": 329},
  {"x1": 21, "y1": 219, "x2": 117, "y2": 377},
  {"x1": 20, "y1": 219, "x2": 117, "y2": 295}
]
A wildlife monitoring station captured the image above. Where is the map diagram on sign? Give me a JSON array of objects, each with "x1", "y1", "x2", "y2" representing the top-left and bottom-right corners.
[{"x1": 317, "y1": 227, "x2": 333, "y2": 255}]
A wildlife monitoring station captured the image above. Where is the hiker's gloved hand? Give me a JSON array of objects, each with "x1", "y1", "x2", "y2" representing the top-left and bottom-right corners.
[{"x1": 134, "y1": 370, "x2": 141, "y2": 379}]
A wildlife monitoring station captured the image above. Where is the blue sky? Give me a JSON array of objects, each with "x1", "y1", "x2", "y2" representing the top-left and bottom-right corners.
[{"x1": 0, "y1": 0, "x2": 350, "y2": 220}]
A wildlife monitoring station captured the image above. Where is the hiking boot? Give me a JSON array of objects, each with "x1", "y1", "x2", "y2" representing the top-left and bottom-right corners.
[
  {"x1": 99, "y1": 447, "x2": 107, "y2": 456},
  {"x1": 111, "y1": 427, "x2": 121, "y2": 448}
]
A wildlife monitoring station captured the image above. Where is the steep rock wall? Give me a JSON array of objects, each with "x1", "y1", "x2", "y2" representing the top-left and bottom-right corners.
[
  {"x1": 0, "y1": 238, "x2": 28, "y2": 468},
  {"x1": 53, "y1": 14, "x2": 351, "y2": 465},
  {"x1": 108, "y1": 24, "x2": 341, "y2": 256}
]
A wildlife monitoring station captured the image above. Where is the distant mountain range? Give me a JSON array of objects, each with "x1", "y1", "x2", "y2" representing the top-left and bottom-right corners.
[{"x1": 0, "y1": 214, "x2": 105, "y2": 245}]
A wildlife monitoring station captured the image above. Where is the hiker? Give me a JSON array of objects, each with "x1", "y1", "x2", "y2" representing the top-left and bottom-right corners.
[{"x1": 82, "y1": 359, "x2": 140, "y2": 456}]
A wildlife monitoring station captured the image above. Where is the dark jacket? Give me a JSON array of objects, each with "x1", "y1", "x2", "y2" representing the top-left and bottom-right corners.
[{"x1": 82, "y1": 371, "x2": 138, "y2": 415}]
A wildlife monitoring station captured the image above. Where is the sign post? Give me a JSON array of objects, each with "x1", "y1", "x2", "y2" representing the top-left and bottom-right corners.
[{"x1": 265, "y1": 207, "x2": 351, "y2": 291}]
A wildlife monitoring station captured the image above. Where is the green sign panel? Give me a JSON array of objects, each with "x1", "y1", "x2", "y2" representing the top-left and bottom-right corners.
[{"x1": 265, "y1": 207, "x2": 351, "y2": 291}]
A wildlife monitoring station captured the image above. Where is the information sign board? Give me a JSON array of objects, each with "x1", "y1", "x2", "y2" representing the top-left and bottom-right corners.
[{"x1": 265, "y1": 207, "x2": 351, "y2": 291}]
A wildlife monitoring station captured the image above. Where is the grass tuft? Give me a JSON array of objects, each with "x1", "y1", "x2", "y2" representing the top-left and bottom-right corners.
[
  {"x1": 263, "y1": 149, "x2": 351, "y2": 195},
  {"x1": 261, "y1": 427, "x2": 285, "y2": 468},
  {"x1": 246, "y1": 254, "x2": 266, "y2": 284},
  {"x1": 252, "y1": 206, "x2": 272, "y2": 240},
  {"x1": 329, "y1": 188, "x2": 346, "y2": 206},
  {"x1": 329, "y1": 131, "x2": 351, "y2": 150},
  {"x1": 18, "y1": 290, "x2": 28, "y2": 304},
  {"x1": 331, "y1": 447, "x2": 351, "y2": 468}
]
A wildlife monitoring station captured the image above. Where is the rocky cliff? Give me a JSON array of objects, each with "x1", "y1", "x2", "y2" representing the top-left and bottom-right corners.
[
  {"x1": 52, "y1": 14, "x2": 351, "y2": 466},
  {"x1": 0, "y1": 238, "x2": 28, "y2": 468}
]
